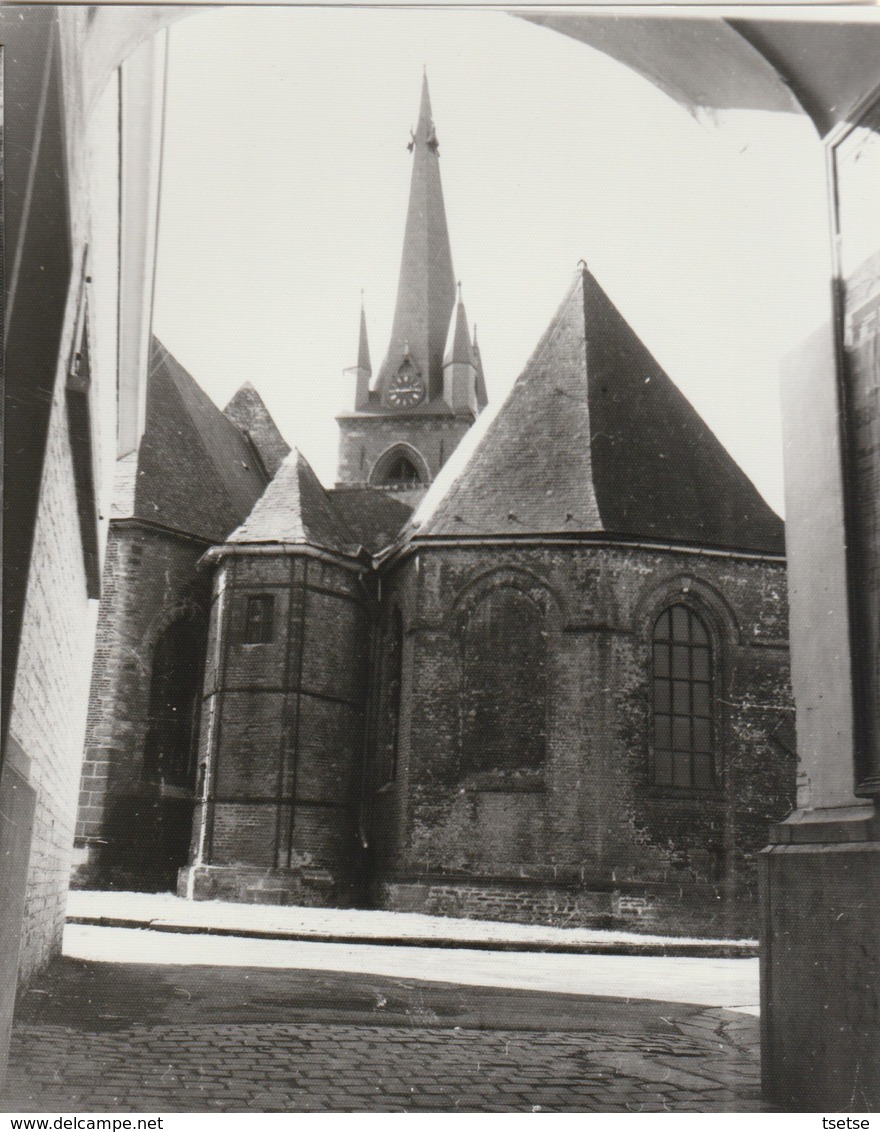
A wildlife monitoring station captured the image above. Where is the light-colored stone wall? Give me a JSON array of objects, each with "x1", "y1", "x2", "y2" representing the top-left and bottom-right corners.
[{"x1": 7, "y1": 361, "x2": 96, "y2": 982}]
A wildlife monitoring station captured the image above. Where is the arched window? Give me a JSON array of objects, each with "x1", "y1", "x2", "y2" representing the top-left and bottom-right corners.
[
  {"x1": 143, "y1": 618, "x2": 205, "y2": 789},
  {"x1": 651, "y1": 605, "x2": 716, "y2": 789},
  {"x1": 461, "y1": 588, "x2": 547, "y2": 777},
  {"x1": 383, "y1": 455, "x2": 421, "y2": 486},
  {"x1": 370, "y1": 444, "x2": 428, "y2": 488}
]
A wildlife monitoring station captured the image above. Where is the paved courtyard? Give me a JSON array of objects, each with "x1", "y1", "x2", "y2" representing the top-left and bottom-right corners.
[{"x1": 1, "y1": 924, "x2": 768, "y2": 1113}]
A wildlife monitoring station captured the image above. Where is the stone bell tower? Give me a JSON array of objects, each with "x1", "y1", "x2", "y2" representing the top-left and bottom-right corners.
[{"x1": 336, "y1": 75, "x2": 487, "y2": 496}]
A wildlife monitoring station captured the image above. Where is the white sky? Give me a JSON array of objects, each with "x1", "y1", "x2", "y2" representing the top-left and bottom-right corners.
[{"x1": 152, "y1": 7, "x2": 834, "y2": 515}]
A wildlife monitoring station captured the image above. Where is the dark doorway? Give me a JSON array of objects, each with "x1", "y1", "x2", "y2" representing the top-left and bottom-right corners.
[{"x1": 135, "y1": 616, "x2": 205, "y2": 886}]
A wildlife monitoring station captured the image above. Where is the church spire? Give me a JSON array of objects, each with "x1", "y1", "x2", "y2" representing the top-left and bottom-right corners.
[
  {"x1": 443, "y1": 283, "x2": 478, "y2": 417},
  {"x1": 376, "y1": 74, "x2": 456, "y2": 404},
  {"x1": 473, "y1": 323, "x2": 488, "y2": 411},
  {"x1": 347, "y1": 297, "x2": 372, "y2": 409},
  {"x1": 357, "y1": 298, "x2": 371, "y2": 375}
]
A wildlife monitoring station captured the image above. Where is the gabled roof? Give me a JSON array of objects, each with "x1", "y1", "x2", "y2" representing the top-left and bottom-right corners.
[
  {"x1": 327, "y1": 487, "x2": 414, "y2": 553},
  {"x1": 223, "y1": 383, "x2": 290, "y2": 479},
  {"x1": 411, "y1": 267, "x2": 784, "y2": 554},
  {"x1": 228, "y1": 448, "x2": 360, "y2": 556},
  {"x1": 133, "y1": 340, "x2": 272, "y2": 543}
]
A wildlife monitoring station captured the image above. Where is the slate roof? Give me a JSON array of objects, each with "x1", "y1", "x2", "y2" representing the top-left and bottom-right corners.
[
  {"x1": 327, "y1": 488, "x2": 414, "y2": 553},
  {"x1": 228, "y1": 449, "x2": 360, "y2": 556},
  {"x1": 133, "y1": 340, "x2": 274, "y2": 543},
  {"x1": 223, "y1": 383, "x2": 291, "y2": 479},
  {"x1": 411, "y1": 267, "x2": 784, "y2": 554}
]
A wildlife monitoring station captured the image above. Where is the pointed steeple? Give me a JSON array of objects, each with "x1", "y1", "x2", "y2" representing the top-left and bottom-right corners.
[
  {"x1": 444, "y1": 283, "x2": 473, "y2": 366},
  {"x1": 472, "y1": 324, "x2": 488, "y2": 411},
  {"x1": 443, "y1": 283, "x2": 478, "y2": 416},
  {"x1": 376, "y1": 74, "x2": 456, "y2": 403},
  {"x1": 347, "y1": 298, "x2": 373, "y2": 409},
  {"x1": 357, "y1": 299, "x2": 371, "y2": 374}
]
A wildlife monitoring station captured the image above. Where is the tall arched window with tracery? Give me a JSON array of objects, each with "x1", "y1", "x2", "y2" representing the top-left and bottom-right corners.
[
  {"x1": 461, "y1": 587, "x2": 547, "y2": 778},
  {"x1": 651, "y1": 604, "x2": 717, "y2": 789}
]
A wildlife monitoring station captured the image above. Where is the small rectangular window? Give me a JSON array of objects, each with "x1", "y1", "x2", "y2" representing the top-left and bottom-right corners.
[{"x1": 243, "y1": 595, "x2": 274, "y2": 644}]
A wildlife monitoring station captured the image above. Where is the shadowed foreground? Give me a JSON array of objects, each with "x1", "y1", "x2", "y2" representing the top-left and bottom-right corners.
[{"x1": 1, "y1": 938, "x2": 767, "y2": 1112}]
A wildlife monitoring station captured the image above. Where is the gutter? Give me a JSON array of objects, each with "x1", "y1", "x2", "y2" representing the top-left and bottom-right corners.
[
  {"x1": 376, "y1": 531, "x2": 787, "y2": 571},
  {"x1": 198, "y1": 541, "x2": 372, "y2": 575}
]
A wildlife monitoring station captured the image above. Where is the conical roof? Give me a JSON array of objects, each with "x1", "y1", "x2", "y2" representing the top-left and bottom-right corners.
[
  {"x1": 375, "y1": 75, "x2": 456, "y2": 402},
  {"x1": 133, "y1": 340, "x2": 272, "y2": 542},
  {"x1": 223, "y1": 382, "x2": 290, "y2": 478},
  {"x1": 413, "y1": 267, "x2": 784, "y2": 553},
  {"x1": 444, "y1": 290, "x2": 474, "y2": 367},
  {"x1": 357, "y1": 302, "x2": 372, "y2": 374},
  {"x1": 227, "y1": 448, "x2": 359, "y2": 556},
  {"x1": 473, "y1": 325, "x2": 488, "y2": 411}
]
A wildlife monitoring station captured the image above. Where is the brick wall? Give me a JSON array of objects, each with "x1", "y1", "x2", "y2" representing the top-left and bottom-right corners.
[
  {"x1": 6, "y1": 373, "x2": 96, "y2": 982},
  {"x1": 369, "y1": 542, "x2": 794, "y2": 935},
  {"x1": 182, "y1": 550, "x2": 371, "y2": 906},
  {"x1": 336, "y1": 415, "x2": 471, "y2": 486},
  {"x1": 71, "y1": 521, "x2": 211, "y2": 890}
]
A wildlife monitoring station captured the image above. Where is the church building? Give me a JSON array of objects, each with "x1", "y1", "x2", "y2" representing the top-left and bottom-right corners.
[{"x1": 73, "y1": 77, "x2": 795, "y2": 935}]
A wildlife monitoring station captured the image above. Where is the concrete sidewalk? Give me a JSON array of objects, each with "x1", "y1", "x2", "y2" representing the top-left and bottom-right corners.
[{"x1": 66, "y1": 889, "x2": 758, "y2": 957}]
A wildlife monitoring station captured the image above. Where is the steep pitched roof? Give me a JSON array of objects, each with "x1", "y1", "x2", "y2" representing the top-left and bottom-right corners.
[
  {"x1": 228, "y1": 448, "x2": 359, "y2": 556},
  {"x1": 223, "y1": 382, "x2": 291, "y2": 478},
  {"x1": 327, "y1": 487, "x2": 414, "y2": 553},
  {"x1": 412, "y1": 267, "x2": 784, "y2": 553},
  {"x1": 375, "y1": 74, "x2": 456, "y2": 403},
  {"x1": 133, "y1": 340, "x2": 271, "y2": 542}
]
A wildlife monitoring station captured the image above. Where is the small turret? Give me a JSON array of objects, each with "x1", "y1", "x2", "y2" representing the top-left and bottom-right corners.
[
  {"x1": 443, "y1": 283, "x2": 478, "y2": 417},
  {"x1": 472, "y1": 323, "x2": 488, "y2": 411},
  {"x1": 345, "y1": 300, "x2": 372, "y2": 409}
]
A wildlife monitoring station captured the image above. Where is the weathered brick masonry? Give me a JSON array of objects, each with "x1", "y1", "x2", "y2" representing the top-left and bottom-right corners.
[
  {"x1": 180, "y1": 549, "x2": 371, "y2": 906},
  {"x1": 70, "y1": 339, "x2": 287, "y2": 891},
  {"x1": 367, "y1": 543, "x2": 792, "y2": 935},
  {"x1": 71, "y1": 523, "x2": 212, "y2": 890},
  {"x1": 336, "y1": 416, "x2": 473, "y2": 488},
  {"x1": 72, "y1": 84, "x2": 796, "y2": 940},
  {"x1": 8, "y1": 374, "x2": 96, "y2": 981}
]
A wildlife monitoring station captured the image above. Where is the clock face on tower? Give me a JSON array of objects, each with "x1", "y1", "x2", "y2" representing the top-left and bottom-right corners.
[{"x1": 387, "y1": 368, "x2": 425, "y2": 408}]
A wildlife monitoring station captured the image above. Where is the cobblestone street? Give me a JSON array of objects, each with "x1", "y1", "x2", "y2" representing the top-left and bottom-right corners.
[{"x1": 1, "y1": 926, "x2": 767, "y2": 1113}]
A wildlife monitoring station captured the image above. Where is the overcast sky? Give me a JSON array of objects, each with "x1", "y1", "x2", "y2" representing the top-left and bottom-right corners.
[{"x1": 152, "y1": 7, "x2": 833, "y2": 515}]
